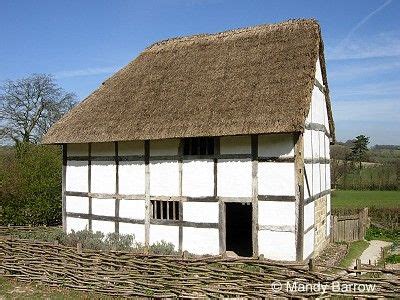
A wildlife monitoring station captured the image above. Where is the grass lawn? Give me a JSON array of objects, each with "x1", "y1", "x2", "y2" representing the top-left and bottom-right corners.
[
  {"x1": 339, "y1": 240, "x2": 370, "y2": 268},
  {"x1": 0, "y1": 277, "x2": 111, "y2": 299},
  {"x1": 332, "y1": 190, "x2": 400, "y2": 209}
]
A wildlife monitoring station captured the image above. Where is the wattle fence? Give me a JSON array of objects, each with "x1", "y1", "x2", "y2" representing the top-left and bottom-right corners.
[{"x1": 0, "y1": 232, "x2": 399, "y2": 298}]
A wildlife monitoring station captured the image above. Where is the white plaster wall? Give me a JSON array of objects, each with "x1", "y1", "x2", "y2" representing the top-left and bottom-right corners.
[
  {"x1": 220, "y1": 135, "x2": 251, "y2": 154},
  {"x1": 304, "y1": 163, "x2": 313, "y2": 199},
  {"x1": 306, "y1": 59, "x2": 329, "y2": 129},
  {"x1": 258, "y1": 231, "x2": 296, "y2": 261},
  {"x1": 304, "y1": 202, "x2": 315, "y2": 230},
  {"x1": 92, "y1": 142, "x2": 115, "y2": 156},
  {"x1": 119, "y1": 223, "x2": 145, "y2": 244},
  {"x1": 312, "y1": 130, "x2": 320, "y2": 159},
  {"x1": 66, "y1": 196, "x2": 89, "y2": 214},
  {"x1": 67, "y1": 143, "x2": 88, "y2": 156},
  {"x1": 326, "y1": 194, "x2": 331, "y2": 214},
  {"x1": 319, "y1": 131, "x2": 326, "y2": 159},
  {"x1": 315, "y1": 58, "x2": 324, "y2": 84},
  {"x1": 119, "y1": 199, "x2": 145, "y2": 220},
  {"x1": 92, "y1": 198, "x2": 115, "y2": 217},
  {"x1": 325, "y1": 135, "x2": 330, "y2": 159},
  {"x1": 150, "y1": 139, "x2": 179, "y2": 156},
  {"x1": 258, "y1": 162, "x2": 295, "y2": 196},
  {"x1": 258, "y1": 201, "x2": 295, "y2": 226},
  {"x1": 303, "y1": 229, "x2": 314, "y2": 260},
  {"x1": 258, "y1": 134, "x2": 294, "y2": 158},
  {"x1": 150, "y1": 225, "x2": 179, "y2": 250},
  {"x1": 304, "y1": 129, "x2": 313, "y2": 159},
  {"x1": 217, "y1": 159, "x2": 252, "y2": 197},
  {"x1": 312, "y1": 163, "x2": 321, "y2": 196},
  {"x1": 119, "y1": 161, "x2": 145, "y2": 195},
  {"x1": 311, "y1": 88, "x2": 326, "y2": 126},
  {"x1": 326, "y1": 164, "x2": 331, "y2": 190},
  {"x1": 182, "y1": 160, "x2": 214, "y2": 197},
  {"x1": 91, "y1": 161, "x2": 116, "y2": 194},
  {"x1": 182, "y1": 227, "x2": 219, "y2": 255},
  {"x1": 66, "y1": 217, "x2": 89, "y2": 233},
  {"x1": 150, "y1": 161, "x2": 179, "y2": 196},
  {"x1": 320, "y1": 163, "x2": 326, "y2": 192},
  {"x1": 92, "y1": 220, "x2": 115, "y2": 235},
  {"x1": 182, "y1": 202, "x2": 218, "y2": 223},
  {"x1": 66, "y1": 161, "x2": 88, "y2": 192},
  {"x1": 118, "y1": 141, "x2": 144, "y2": 156},
  {"x1": 326, "y1": 214, "x2": 331, "y2": 236}
]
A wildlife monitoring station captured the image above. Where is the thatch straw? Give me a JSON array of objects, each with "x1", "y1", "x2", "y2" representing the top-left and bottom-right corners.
[{"x1": 42, "y1": 19, "x2": 334, "y2": 144}]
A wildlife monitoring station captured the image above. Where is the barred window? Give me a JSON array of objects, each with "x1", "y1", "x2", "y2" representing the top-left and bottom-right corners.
[
  {"x1": 151, "y1": 200, "x2": 180, "y2": 220},
  {"x1": 183, "y1": 137, "x2": 214, "y2": 155}
]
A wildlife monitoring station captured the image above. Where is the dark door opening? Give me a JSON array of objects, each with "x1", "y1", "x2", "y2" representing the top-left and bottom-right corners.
[{"x1": 225, "y1": 203, "x2": 253, "y2": 257}]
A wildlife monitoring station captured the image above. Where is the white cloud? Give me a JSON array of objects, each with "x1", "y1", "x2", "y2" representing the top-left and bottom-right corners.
[
  {"x1": 342, "y1": 0, "x2": 392, "y2": 42},
  {"x1": 333, "y1": 98, "x2": 400, "y2": 122},
  {"x1": 55, "y1": 66, "x2": 118, "y2": 79},
  {"x1": 328, "y1": 59, "x2": 400, "y2": 80},
  {"x1": 334, "y1": 81, "x2": 400, "y2": 98},
  {"x1": 327, "y1": 32, "x2": 400, "y2": 61},
  {"x1": 327, "y1": 0, "x2": 397, "y2": 61}
]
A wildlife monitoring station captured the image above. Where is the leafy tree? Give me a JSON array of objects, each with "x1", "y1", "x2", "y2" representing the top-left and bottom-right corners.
[
  {"x1": 351, "y1": 135, "x2": 370, "y2": 169},
  {"x1": 0, "y1": 74, "x2": 76, "y2": 145}
]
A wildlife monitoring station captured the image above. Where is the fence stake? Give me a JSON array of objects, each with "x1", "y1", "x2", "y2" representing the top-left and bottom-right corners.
[
  {"x1": 308, "y1": 259, "x2": 314, "y2": 272},
  {"x1": 77, "y1": 242, "x2": 82, "y2": 254},
  {"x1": 355, "y1": 259, "x2": 361, "y2": 277}
]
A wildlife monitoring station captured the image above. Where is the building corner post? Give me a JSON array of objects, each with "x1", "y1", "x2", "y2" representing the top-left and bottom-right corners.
[
  {"x1": 62, "y1": 144, "x2": 67, "y2": 232},
  {"x1": 251, "y1": 134, "x2": 259, "y2": 257},
  {"x1": 295, "y1": 132, "x2": 305, "y2": 261}
]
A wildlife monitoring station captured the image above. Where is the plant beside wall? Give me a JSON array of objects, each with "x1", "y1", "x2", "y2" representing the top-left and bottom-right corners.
[
  {"x1": 4, "y1": 227, "x2": 178, "y2": 255},
  {"x1": 0, "y1": 144, "x2": 62, "y2": 226}
]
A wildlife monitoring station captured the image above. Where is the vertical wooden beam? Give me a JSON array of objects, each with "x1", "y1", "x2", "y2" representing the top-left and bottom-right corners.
[
  {"x1": 115, "y1": 141, "x2": 120, "y2": 234},
  {"x1": 144, "y1": 140, "x2": 150, "y2": 248},
  {"x1": 295, "y1": 132, "x2": 305, "y2": 261},
  {"x1": 251, "y1": 135, "x2": 258, "y2": 257},
  {"x1": 62, "y1": 144, "x2": 67, "y2": 232},
  {"x1": 215, "y1": 137, "x2": 225, "y2": 254},
  {"x1": 88, "y1": 143, "x2": 92, "y2": 231},
  {"x1": 178, "y1": 139, "x2": 183, "y2": 253}
]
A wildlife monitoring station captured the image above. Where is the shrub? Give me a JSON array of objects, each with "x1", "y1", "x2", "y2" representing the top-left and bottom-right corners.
[
  {"x1": 149, "y1": 240, "x2": 177, "y2": 255},
  {"x1": 365, "y1": 225, "x2": 400, "y2": 245},
  {"x1": 0, "y1": 144, "x2": 62, "y2": 226},
  {"x1": 6, "y1": 227, "x2": 177, "y2": 254}
]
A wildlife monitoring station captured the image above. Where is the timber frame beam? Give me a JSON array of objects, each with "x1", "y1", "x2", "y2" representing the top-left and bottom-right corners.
[{"x1": 294, "y1": 133, "x2": 305, "y2": 261}]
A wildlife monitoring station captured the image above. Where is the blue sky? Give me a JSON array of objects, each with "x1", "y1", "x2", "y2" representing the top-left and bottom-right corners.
[{"x1": 1, "y1": 0, "x2": 399, "y2": 145}]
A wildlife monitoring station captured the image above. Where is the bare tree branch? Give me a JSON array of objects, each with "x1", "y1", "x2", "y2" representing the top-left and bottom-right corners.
[{"x1": 0, "y1": 74, "x2": 77, "y2": 145}]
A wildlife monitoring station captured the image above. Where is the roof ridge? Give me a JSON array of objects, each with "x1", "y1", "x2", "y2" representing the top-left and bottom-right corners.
[{"x1": 146, "y1": 18, "x2": 319, "y2": 52}]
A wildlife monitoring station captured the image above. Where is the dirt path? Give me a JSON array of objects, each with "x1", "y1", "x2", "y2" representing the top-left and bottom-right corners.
[{"x1": 352, "y1": 240, "x2": 392, "y2": 267}]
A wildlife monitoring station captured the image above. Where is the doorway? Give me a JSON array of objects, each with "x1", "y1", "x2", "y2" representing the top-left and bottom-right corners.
[{"x1": 225, "y1": 203, "x2": 253, "y2": 257}]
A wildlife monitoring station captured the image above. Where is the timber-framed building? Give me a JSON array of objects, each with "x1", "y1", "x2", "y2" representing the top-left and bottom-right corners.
[{"x1": 43, "y1": 19, "x2": 334, "y2": 261}]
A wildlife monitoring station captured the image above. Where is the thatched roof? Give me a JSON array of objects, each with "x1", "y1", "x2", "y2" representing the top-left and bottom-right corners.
[{"x1": 42, "y1": 19, "x2": 334, "y2": 144}]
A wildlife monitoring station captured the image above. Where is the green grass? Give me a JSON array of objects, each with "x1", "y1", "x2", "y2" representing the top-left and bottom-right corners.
[
  {"x1": 0, "y1": 277, "x2": 112, "y2": 299},
  {"x1": 365, "y1": 225, "x2": 400, "y2": 244},
  {"x1": 385, "y1": 254, "x2": 400, "y2": 264},
  {"x1": 332, "y1": 190, "x2": 400, "y2": 209},
  {"x1": 339, "y1": 241, "x2": 370, "y2": 268}
]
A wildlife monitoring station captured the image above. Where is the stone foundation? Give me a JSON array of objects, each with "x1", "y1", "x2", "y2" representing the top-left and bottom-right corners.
[{"x1": 314, "y1": 195, "x2": 329, "y2": 255}]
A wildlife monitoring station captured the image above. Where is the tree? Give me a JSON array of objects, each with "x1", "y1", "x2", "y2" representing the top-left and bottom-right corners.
[
  {"x1": 351, "y1": 135, "x2": 370, "y2": 169},
  {"x1": 0, "y1": 74, "x2": 76, "y2": 145}
]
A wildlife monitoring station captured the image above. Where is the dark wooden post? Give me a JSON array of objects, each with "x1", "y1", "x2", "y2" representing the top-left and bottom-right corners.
[{"x1": 294, "y1": 133, "x2": 304, "y2": 261}]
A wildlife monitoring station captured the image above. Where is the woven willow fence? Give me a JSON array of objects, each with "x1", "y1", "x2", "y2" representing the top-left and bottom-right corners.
[{"x1": 0, "y1": 229, "x2": 399, "y2": 298}]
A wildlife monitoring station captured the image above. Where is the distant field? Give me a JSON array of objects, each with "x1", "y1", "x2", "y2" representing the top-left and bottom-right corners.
[{"x1": 332, "y1": 190, "x2": 400, "y2": 209}]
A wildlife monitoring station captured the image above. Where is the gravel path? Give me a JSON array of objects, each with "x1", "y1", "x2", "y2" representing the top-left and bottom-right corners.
[{"x1": 352, "y1": 240, "x2": 392, "y2": 267}]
